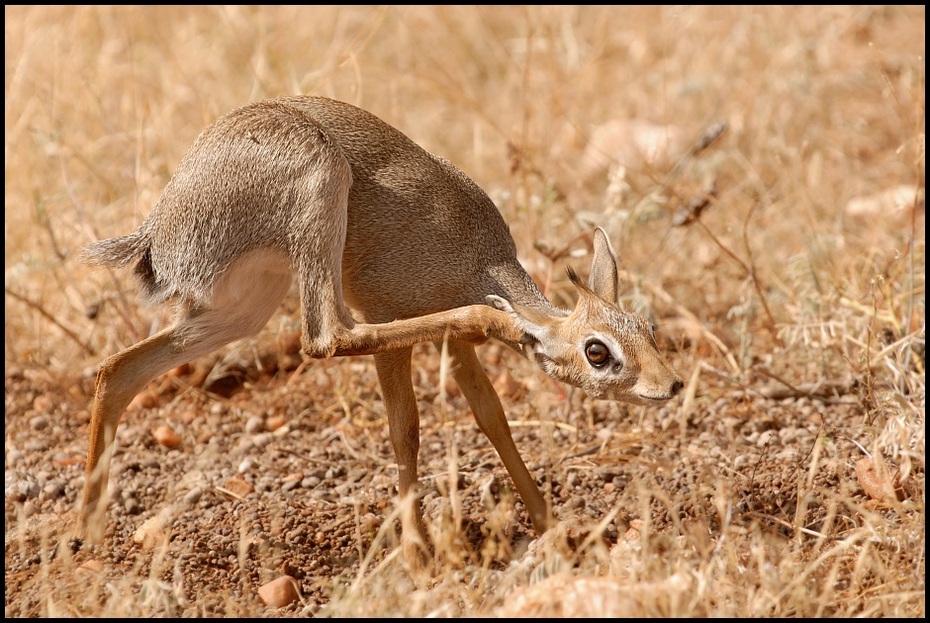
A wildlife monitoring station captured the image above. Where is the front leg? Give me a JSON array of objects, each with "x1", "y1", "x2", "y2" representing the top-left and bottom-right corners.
[
  {"x1": 445, "y1": 340, "x2": 550, "y2": 534},
  {"x1": 373, "y1": 347, "x2": 430, "y2": 572}
]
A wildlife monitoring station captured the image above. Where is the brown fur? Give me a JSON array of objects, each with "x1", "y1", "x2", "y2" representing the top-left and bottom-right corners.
[{"x1": 78, "y1": 96, "x2": 683, "y2": 571}]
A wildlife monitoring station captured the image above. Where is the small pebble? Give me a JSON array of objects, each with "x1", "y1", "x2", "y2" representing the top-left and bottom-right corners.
[
  {"x1": 245, "y1": 415, "x2": 265, "y2": 434},
  {"x1": 153, "y1": 425, "x2": 181, "y2": 449},
  {"x1": 32, "y1": 395, "x2": 52, "y2": 412},
  {"x1": 29, "y1": 415, "x2": 49, "y2": 431},
  {"x1": 183, "y1": 487, "x2": 203, "y2": 505},
  {"x1": 258, "y1": 575, "x2": 300, "y2": 608},
  {"x1": 77, "y1": 559, "x2": 104, "y2": 575}
]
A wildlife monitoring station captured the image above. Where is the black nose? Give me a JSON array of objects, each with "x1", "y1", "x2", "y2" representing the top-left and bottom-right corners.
[{"x1": 671, "y1": 379, "x2": 684, "y2": 395}]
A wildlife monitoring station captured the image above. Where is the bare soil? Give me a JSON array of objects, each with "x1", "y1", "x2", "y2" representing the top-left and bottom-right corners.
[{"x1": 5, "y1": 332, "x2": 922, "y2": 616}]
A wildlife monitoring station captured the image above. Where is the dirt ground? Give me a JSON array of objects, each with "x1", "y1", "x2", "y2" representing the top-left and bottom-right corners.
[{"x1": 4, "y1": 330, "x2": 922, "y2": 616}]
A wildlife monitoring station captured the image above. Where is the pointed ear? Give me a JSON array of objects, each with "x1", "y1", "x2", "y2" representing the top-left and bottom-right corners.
[
  {"x1": 589, "y1": 227, "x2": 619, "y2": 304},
  {"x1": 486, "y1": 295, "x2": 553, "y2": 343}
]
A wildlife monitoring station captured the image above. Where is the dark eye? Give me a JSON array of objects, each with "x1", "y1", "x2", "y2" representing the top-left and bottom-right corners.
[{"x1": 585, "y1": 340, "x2": 610, "y2": 367}]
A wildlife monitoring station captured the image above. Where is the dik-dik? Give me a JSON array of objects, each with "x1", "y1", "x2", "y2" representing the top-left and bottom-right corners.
[{"x1": 77, "y1": 95, "x2": 683, "y2": 566}]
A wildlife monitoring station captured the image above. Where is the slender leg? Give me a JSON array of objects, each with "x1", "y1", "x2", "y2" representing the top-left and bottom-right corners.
[
  {"x1": 373, "y1": 347, "x2": 430, "y2": 569},
  {"x1": 77, "y1": 268, "x2": 292, "y2": 544},
  {"x1": 445, "y1": 340, "x2": 549, "y2": 534},
  {"x1": 78, "y1": 328, "x2": 195, "y2": 543},
  {"x1": 328, "y1": 305, "x2": 525, "y2": 358}
]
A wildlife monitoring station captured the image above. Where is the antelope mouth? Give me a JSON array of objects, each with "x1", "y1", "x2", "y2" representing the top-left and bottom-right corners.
[
  {"x1": 627, "y1": 390, "x2": 681, "y2": 405},
  {"x1": 636, "y1": 379, "x2": 684, "y2": 404},
  {"x1": 638, "y1": 394, "x2": 675, "y2": 404},
  {"x1": 590, "y1": 391, "x2": 675, "y2": 405}
]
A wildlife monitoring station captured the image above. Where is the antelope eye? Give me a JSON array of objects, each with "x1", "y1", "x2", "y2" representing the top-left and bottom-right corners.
[{"x1": 585, "y1": 340, "x2": 610, "y2": 367}]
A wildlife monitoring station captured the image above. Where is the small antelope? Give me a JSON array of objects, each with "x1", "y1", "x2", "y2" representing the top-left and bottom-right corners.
[{"x1": 77, "y1": 96, "x2": 682, "y2": 566}]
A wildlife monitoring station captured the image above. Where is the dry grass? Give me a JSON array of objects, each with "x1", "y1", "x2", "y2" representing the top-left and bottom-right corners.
[{"x1": 4, "y1": 5, "x2": 924, "y2": 617}]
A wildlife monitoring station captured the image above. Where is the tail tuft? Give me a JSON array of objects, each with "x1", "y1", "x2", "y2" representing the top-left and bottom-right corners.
[{"x1": 80, "y1": 230, "x2": 149, "y2": 268}]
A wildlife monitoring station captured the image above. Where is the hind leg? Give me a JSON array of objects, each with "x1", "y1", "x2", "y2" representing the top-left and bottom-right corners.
[{"x1": 77, "y1": 253, "x2": 292, "y2": 544}]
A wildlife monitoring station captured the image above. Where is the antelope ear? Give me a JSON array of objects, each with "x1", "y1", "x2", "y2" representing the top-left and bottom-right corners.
[
  {"x1": 589, "y1": 227, "x2": 619, "y2": 305},
  {"x1": 486, "y1": 295, "x2": 553, "y2": 344}
]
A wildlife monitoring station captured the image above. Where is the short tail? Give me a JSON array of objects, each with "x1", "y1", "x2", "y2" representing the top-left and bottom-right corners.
[
  {"x1": 81, "y1": 226, "x2": 169, "y2": 303},
  {"x1": 80, "y1": 229, "x2": 150, "y2": 268}
]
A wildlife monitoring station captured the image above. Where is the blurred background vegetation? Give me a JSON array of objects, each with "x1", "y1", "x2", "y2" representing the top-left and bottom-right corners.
[{"x1": 4, "y1": 6, "x2": 924, "y2": 617}]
